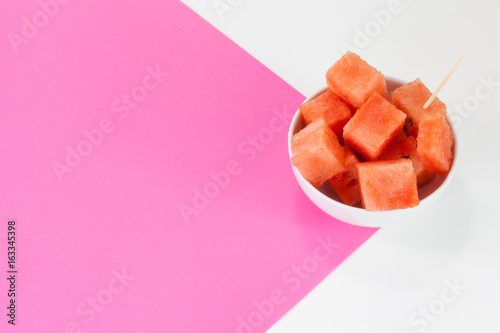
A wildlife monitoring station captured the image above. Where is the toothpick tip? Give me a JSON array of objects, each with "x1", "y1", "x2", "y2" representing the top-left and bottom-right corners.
[{"x1": 422, "y1": 52, "x2": 467, "y2": 109}]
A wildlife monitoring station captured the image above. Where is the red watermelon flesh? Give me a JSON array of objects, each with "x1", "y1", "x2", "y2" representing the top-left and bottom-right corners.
[
  {"x1": 299, "y1": 90, "x2": 352, "y2": 138},
  {"x1": 417, "y1": 113, "x2": 454, "y2": 174},
  {"x1": 326, "y1": 52, "x2": 388, "y2": 109},
  {"x1": 328, "y1": 147, "x2": 361, "y2": 206},
  {"x1": 409, "y1": 150, "x2": 435, "y2": 187},
  {"x1": 291, "y1": 120, "x2": 345, "y2": 187},
  {"x1": 356, "y1": 159, "x2": 419, "y2": 211},
  {"x1": 380, "y1": 135, "x2": 417, "y2": 161},
  {"x1": 343, "y1": 93, "x2": 406, "y2": 161},
  {"x1": 392, "y1": 79, "x2": 447, "y2": 137}
]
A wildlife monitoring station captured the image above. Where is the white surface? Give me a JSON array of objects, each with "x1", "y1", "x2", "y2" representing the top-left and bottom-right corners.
[{"x1": 182, "y1": 0, "x2": 500, "y2": 332}]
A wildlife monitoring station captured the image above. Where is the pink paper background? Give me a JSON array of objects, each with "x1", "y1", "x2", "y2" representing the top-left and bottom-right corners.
[{"x1": 0, "y1": 1, "x2": 376, "y2": 332}]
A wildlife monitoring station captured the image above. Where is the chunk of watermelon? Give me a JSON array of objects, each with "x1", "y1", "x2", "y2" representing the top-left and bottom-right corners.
[
  {"x1": 343, "y1": 93, "x2": 406, "y2": 161},
  {"x1": 392, "y1": 129, "x2": 409, "y2": 144},
  {"x1": 409, "y1": 150, "x2": 435, "y2": 187},
  {"x1": 391, "y1": 79, "x2": 447, "y2": 137},
  {"x1": 356, "y1": 159, "x2": 419, "y2": 211},
  {"x1": 299, "y1": 90, "x2": 352, "y2": 138},
  {"x1": 380, "y1": 135, "x2": 417, "y2": 160},
  {"x1": 417, "y1": 113, "x2": 454, "y2": 174},
  {"x1": 328, "y1": 146, "x2": 361, "y2": 206},
  {"x1": 326, "y1": 52, "x2": 389, "y2": 109},
  {"x1": 291, "y1": 120, "x2": 345, "y2": 187}
]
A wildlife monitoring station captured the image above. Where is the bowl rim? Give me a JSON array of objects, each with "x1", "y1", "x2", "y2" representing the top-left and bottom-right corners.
[{"x1": 287, "y1": 76, "x2": 458, "y2": 217}]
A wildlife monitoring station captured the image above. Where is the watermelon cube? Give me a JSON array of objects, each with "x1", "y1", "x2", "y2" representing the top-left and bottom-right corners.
[
  {"x1": 328, "y1": 147, "x2": 361, "y2": 206},
  {"x1": 380, "y1": 135, "x2": 417, "y2": 160},
  {"x1": 392, "y1": 79, "x2": 447, "y2": 137},
  {"x1": 299, "y1": 90, "x2": 352, "y2": 137},
  {"x1": 326, "y1": 52, "x2": 389, "y2": 109},
  {"x1": 409, "y1": 150, "x2": 435, "y2": 187},
  {"x1": 291, "y1": 120, "x2": 345, "y2": 187},
  {"x1": 417, "y1": 113, "x2": 454, "y2": 174},
  {"x1": 392, "y1": 129, "x2": 409, "y2": 144},
  {"x1": 356, "y1": 159, "x2": 419, "y2": 211},
  {"x1": 343, "y1": 93, "x2": 406, "y2": 161}
]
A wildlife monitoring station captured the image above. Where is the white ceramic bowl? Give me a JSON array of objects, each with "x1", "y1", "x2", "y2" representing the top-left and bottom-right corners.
[{"x1": 288, "y1": 77, "x2": 458, "y2": 227}]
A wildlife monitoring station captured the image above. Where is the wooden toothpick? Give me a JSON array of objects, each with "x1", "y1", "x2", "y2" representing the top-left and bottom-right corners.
[{"x1": 423, "y1": 52, "x2": 467, "y2": 109}]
